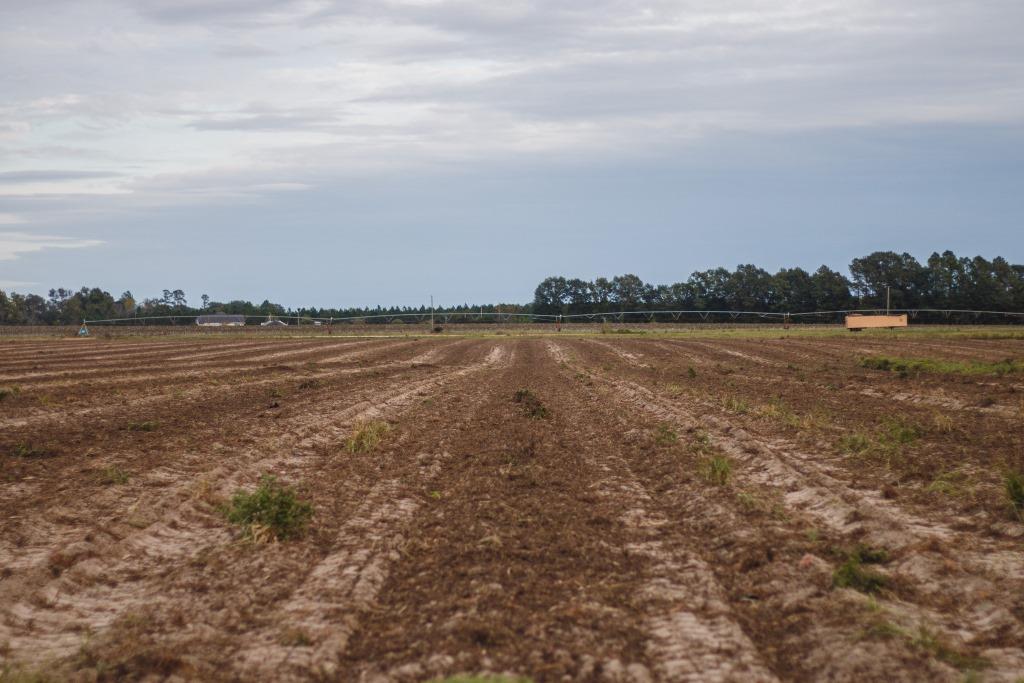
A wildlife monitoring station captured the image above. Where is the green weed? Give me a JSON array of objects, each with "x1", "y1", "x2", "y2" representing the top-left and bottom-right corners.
[
  {"x1": 0, "y1": 664, "x2": 53, "y2": 683},
  {"x1": 432, "y1": 677, "x2": 532, "y2": 683},
  {"x1": 838, "y1": 432, "x2": 871, "y2": 455},
  {"x1": 689, "y1": 430, "x2": 713, "y2": 453},
  {"x1": 1005, "y1": 470, "x2": 1024, "y2": 520},
  {"x1": 735, "y1": 490, "x2": 786, "y2": 518},
  {"x1": 909, "y1": 625, "x2": 989, "y2": 672},
  {"x1": 833, "y1": 545, "x2": 889, "y2": 594},
  {"x1": 722, "y1": 396, "x2": 749, "y2": 414},
  {"x1": 9, "y1": 442, "x2": 55, "y2": 458},
  {"x1": 224, "y1": 475, "x2": 313, "y2": 541},
  {"x1": 127, "y1": 420, "x2": 158, "y2": 432},
  {"x1": 655, "y1": 424, "x2": 677, "y2": 445},
  {"x1": 279, "y1": 628, "x2": 313, "y2": 647},
  {"x1": 859, "y1": 617, "x2": 986, "y2": 672},
  {"x1": 574, "y1": 372, "x2": 592, "y2": 386},
  {"x1": 99, "y1": 466, "x2": 129, "y2": 485},
  {"x1": 860, "y1": 356, "x2": 1023, "y2": 376},
  {"x1": 0, "y1": 386, "x2": 21, "y2": 401},
  {"x1": 881, "y1": 418, "x2": 919, "y2": 445},
  {"x1": 700, "y1": 455, "x2": 732, "y2": 486},
  {"x1": 926, "y1": 469, "x2": 970, "y2": 497},
  {"x1": 513, "y1": 389, "x2": 549, "y2": 419}
]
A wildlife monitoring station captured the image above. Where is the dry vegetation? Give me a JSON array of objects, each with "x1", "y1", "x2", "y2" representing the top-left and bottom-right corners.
[{"x1": 1, "y1": 329, "x2": 1023, "y2": 681}]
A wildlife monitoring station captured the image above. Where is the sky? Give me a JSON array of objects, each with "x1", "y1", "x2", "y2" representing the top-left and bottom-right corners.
[{"x1": 1, "y1": 0, "x2": 1023, "y2": 308}]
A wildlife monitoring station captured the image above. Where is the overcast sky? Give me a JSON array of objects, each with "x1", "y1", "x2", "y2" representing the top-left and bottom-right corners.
[{"x1": 2, "y1": 0, "x2": 1022, "y2": 307}]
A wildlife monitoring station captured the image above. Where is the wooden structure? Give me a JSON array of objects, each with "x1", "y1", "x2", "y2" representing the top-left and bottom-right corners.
[{"x1": 845, "y1": 314, "x2": 908, "y2": 331}]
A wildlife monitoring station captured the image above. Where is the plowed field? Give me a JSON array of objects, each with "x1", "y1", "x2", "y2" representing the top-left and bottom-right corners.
[{"x1": 2, "y1": 332, "x2": 1023, "y2": 681}]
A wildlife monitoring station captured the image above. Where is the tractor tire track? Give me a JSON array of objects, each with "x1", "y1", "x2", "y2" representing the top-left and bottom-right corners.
[
  {"x1": 555, "y1": 339, "x2": 1024, "y2": 679},
  {"x1": 0, "y1": 345, "x2": 507, "y2": 668}
]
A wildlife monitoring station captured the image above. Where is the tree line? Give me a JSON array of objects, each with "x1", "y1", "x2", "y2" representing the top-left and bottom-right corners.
[
  {"x1": 1, "y1": 250, "x2": 1022, "y2": 326},
  {"x1": 0, "y1": 286, "x2": 529, "y2": 326},
  {"x1": 533, "y1": 251, "x2": 1024, "y2": 317}
]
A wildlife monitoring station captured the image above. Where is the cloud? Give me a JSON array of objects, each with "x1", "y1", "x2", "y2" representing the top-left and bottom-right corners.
[
  {"x1": 3, "y1": 0, "x2": 1022, "y2": 191},
  {"x1": 135, "y1": 0, "x2": 299, "y2": 24},
  {"x1": 0, "y1": 280, "x2": 38, "y2": 289},
  {"x1": 0, "y1": 231, "x2": 104, "y2": 261},
  {"x1": 213, "y1": 44, "x2": 278, "y2": 58},
  {"x1": 186, "y1": 112, "x2": 328, "y2": 131},
  {"x1": 0, "y1": 170, "x2": 123, "y2": 184},
  {"x1": 0, "y1": 0, "x2": 1020, "y2": 287}
]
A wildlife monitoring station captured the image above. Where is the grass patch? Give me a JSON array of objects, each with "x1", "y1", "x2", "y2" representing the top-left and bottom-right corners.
[
  {"x1": 756, "y1": 399, "x2": 823, "y2": 431},
  {"x1": 513, "y1": 389, "x2": 550, "y2": 419},
  {"x1": 880, "y1": 418, "x2": 919, "y2": 446},
  {"x1": 126, "y1": 420, "x2": 159, "y2": 432},
  {"x1": 909, "y1": 625, "x2": 989, "y2": 671},
  {"x1": 279, "y1": 628, "x2": 313, "y2": 647},
  {"x1": 860, "y1": 356, "x2": 1024, "y2": 376},
  {"x1": 721, "y1": 396, "x2": 749, "y2": 414},
  {"x1": 859, "y1": 620, "x2": 988, "y2": 672},
  {"x1": 99, "y1": 465, "x2": 129, "y2": 485},
  {"x1": 0, "y1": 664, "x2": 53, "y2": 683},
  {"x1": 736, "y1": 490, "x2": 787, "y2": 518},
  {"x1": 700, "y1": 455, "x2": 732, "y2": 486},
  {"x1": 1005, "y1": 470, "x2": 1024, "y2": 521},
  {"x1": 930, "y1": 412, "x2": 955, "y2": 434},
  {"x1": 838, "y1": 432, "x2": 871, "y2": 455},
  {"x1": 833, "y1": 545, "x2": 889, "y2": 594},
  {"x1": 224, "y1": 475, "x2": 313, "y2": 542},
  {"x1": 926, "y1": 469, "x2": 971, "y2": 497},
  {"x1": 9, "y1": 442, "x2": 56, "y2": 459},
  {"x1": 431, "y1": 677, "x2": 532, "y2": 683},
  {"x1": 0, "y1": 385, "x2": 21, "y2": 401},
  {"x1": 688, "y1": 430, "x2": 712, "y2": 453},
  {"x1": 687, "y1": 366, "x2": 697, "y2": 379},
  {"x1": 654, "y1": 424, "x2": 677, "y2": 445},
  {"x1": 344, "y1": 420, "x2": 391, "y2": 453},
  {"x1": 840, "y1": 419, "x2": 919, "y2": 465},
  {"x1": 573, "y1": 372, "x2": 593, "y2": 386}
]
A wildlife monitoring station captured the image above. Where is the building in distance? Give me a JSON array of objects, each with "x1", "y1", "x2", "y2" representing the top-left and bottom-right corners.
[{"x1": 196, "y1": 314, "x2": 246, "y2": 327}]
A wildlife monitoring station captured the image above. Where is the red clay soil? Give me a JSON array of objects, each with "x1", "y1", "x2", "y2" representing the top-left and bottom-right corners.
[{"x1": 1, "y1": 334, "x2": 1023, "y2": 681}]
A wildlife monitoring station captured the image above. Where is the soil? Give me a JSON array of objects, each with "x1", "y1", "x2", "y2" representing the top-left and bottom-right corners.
[{"x1": 1, "y1": 332, "x2": 1022, "y2": 681}]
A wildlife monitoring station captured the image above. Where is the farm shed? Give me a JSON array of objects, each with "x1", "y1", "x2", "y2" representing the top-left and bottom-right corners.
[
  {"x1": 196, "y1": 314, "x2": 245, "y2": 327},
  {"x1": 845, "y1": 314, "x2": 908, "y2": 331}
]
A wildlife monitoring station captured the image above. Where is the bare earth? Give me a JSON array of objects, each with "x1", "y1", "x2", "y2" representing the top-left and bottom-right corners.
[{"x1": 1, "y1": 331, "x2": 1023, "y2": 681}]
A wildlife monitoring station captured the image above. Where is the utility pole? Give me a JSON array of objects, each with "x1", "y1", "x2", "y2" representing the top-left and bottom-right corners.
[
  {"x1": 886, "y1": 286, "x2": 891, "y2": 315},
  {"x1": 430, "y1": 295, "x2": 434, "y2": 328}
]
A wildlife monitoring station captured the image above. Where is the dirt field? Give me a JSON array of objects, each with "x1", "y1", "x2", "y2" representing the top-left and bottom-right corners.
[{"x1": 1, "y1": 330, "x2": 1023, "y2": 681}]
